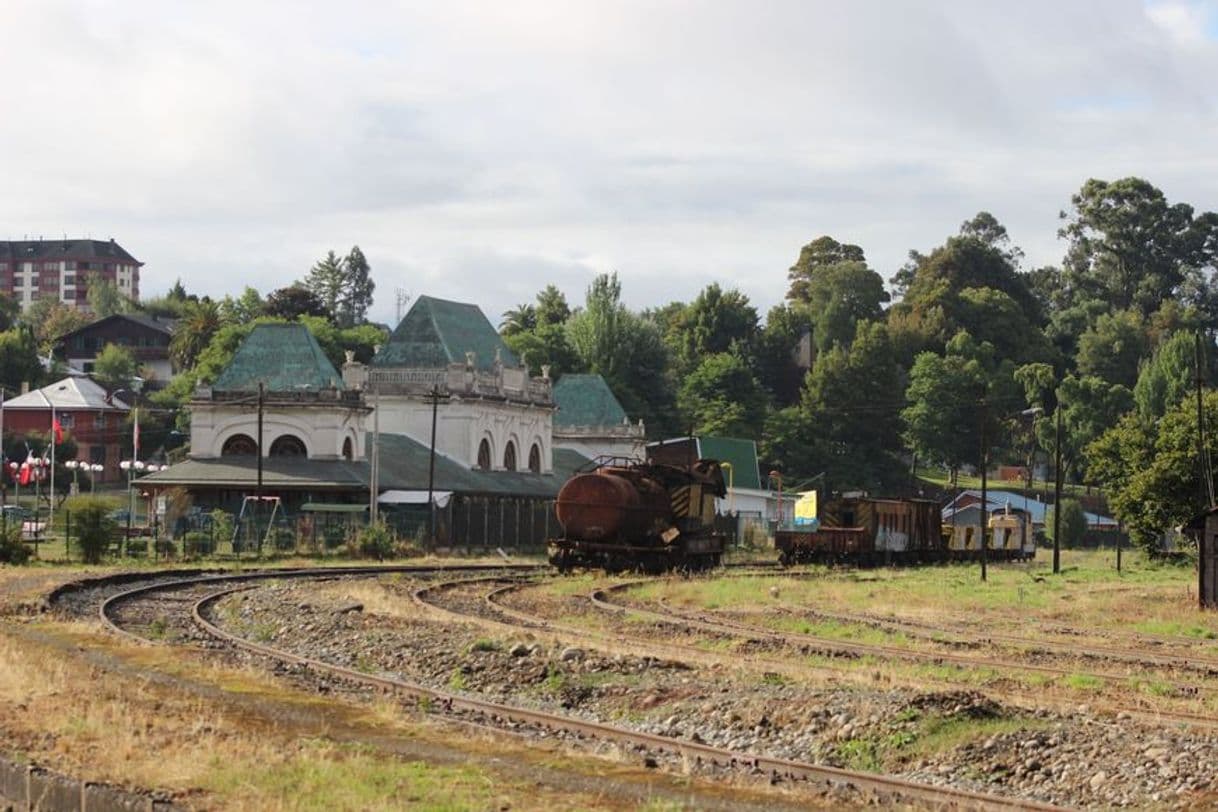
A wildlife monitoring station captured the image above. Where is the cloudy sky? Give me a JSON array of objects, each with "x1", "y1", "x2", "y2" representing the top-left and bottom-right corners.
[{"x1": 3, "y1": 0, "x2": 1217, "y2": 325}]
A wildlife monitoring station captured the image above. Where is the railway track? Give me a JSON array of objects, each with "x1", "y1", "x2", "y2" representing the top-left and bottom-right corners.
[{"x1": 93, "y1": 567, "x2": 1060, "y2": 811}]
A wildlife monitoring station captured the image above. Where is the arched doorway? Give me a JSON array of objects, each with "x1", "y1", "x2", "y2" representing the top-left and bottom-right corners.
[
  {"x1": 342, "y1": 437, "x2": 354, "y2": 461},
  {"x1": 477, "y1": 438, "x2": 492, "y2": 470},
  {"x1": 269, "y1": 434, "x2": 307, "y2": 457},
  {"x1": 528, "y1": 443, "x2": 541, "y2": 473},
  {"x1": 221, "y1": 434, "x2": 258, "y2": 456},
  {"x1": 503, "y1": 441, "x2": 517, "y2": 471}
]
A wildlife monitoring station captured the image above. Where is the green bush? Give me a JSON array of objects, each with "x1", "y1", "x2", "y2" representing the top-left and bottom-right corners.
[
  {"x1": 66, "y1": 495, "x2": 121, "y2": 564},
  {"x1": 183, "y1": 531, "x2": 214, "y2": 557},
  {"x1": 1046, "y1": 499, "x2": 1088, "y2": 548},
  {"x1": 209, "y1": 509, "x2": 235, "y2": 547},
  {"x1": 357, "y1": 522, "x2": 395, "y2": 560},
  {"x1": 0, "y1": 522, "x2": 30, "y2": 565}
]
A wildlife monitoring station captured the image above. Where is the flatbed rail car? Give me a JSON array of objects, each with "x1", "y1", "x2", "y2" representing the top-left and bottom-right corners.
[
  {"x1": 548, "y1": 457, "x2": 728, "y2": 573},
  {"x1": 776, "y1": 496, "x2": 1033, "y2": 566}
]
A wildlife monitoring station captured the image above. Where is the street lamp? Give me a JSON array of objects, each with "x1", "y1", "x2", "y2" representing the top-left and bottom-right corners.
[
  {"x1": 65, "y1": 460, "x2": 81, "y2": 495},
  {"x1": 89, "y1": 463, "x2": 103, "y2": 494},
  {"x1": 118, "y1": 459, "x2": 145, "y2": 554}
]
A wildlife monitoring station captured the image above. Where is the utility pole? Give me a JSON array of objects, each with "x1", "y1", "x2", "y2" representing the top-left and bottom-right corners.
[
  {"x1": 256, "y1": 382, "x2": 264, "y2": 555},
  {"x1": 369, "y1": 381, "x2": 380, "y2": 524},
  {"x1": 426, "y1": 386, "x2": 440, "y2": 549},
  {"x1": 1196, "y1": 332, "x2": 1209, "y2": 607},
  {"x1": 979, "y1": 399, "x2": 988, "y2": 583},
  {"x1": 1053, "y1": 405, "x2": 1062, "y2": 575}
]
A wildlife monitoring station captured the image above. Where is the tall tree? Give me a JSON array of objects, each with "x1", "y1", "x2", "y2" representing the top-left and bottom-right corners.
[
  {"x1": 786, "y1": 236, "x2": 866, "y2": 303},
  {"x1": 170, "y1": 299, "x2": 224, "y2": 370},
  {"x1": 0, "y1": 294, "x2": 19, "y2": 332},
  {"x1": 303, "y1": 251, "x2": 344, "y2": 319},
  {"x1": 84, "y1": 273, "x2": 131, "y2": 318},
  {"x1": 338, "y1": 245, "x2": 375, "y2": 327},
  {"x1": 23, "y1": 298, "x2": 90, "y2": 352},
  {"x1": 219, "y1": 286, "x2": 265, "y2": 324},
  {"x1": 566, "y1": 273, "x2": 677, "y2": 435},
  {"x1": 677, "y1": 352, "x2": 768, "y2": 439},
  {"x1": 802, "y1": 261, "x2": 888, "y2": 354},
  {"x1": 1075, "y1": 310, "x2": 1149, "y2": 388},
  {"x1": 499, "y1": 303, "x2": 538, "y2": 337},
  {"x1": 665, "y1": 284, "x2": 759, "y2": 375},
  {"x1": 92, "y1": 343, "x2": 138, "y2": 393},
  {"x1": 0, "y1": 328, "x2": 42, "y2": 393},
  {"x1": 535, "y1": 284, "x2": 571, "y2": 326},
  {"x1": 1060, "y1": 177, "x2": 1218, "y2": 316},
  {"x1": 264, "y1": 285, "x2": 329, "y2": 320},
  {"x1": 1132, "y1": 330, "x2": 1207, "y2": 420}
]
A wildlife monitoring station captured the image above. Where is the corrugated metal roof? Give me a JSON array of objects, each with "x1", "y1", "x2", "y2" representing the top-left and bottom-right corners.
[
  {"x1": 2, "y1": 377, "x2": 128, "y2": 411},
  {"x1": 373, "y1": 295, "x2": 517, "y2": 370},
  {"x1": 212, "y1": 324, "x2": 343, "y2": 393},
  {"x1": 552, "y1": 374, "x2": 629, "y2": 428}
]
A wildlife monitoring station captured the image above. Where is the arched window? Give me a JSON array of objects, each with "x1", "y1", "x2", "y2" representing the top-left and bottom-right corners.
[
  {"x1": 221, "y1": 434, "x2": 258, "y2": 456},
  {"x1": 269, "y1": 434, "x2": 307, "y2": 457},
  {"x1": 477, "y1": 438, "x2": 492, "y2": 470},
  {"x1": 342, "y1": 437, "x2": 354, "y2": 461},
  {"x1": 528, "y1": 443, "x2": 541, "y2": 473},
  {"x1": 503, "y1": 441, "x2": 517, "y2": 471}
]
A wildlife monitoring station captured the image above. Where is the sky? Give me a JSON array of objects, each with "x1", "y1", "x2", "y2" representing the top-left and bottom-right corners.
[{"x1": 3, "y1": 0, "x2": 1218, "y2": 327}]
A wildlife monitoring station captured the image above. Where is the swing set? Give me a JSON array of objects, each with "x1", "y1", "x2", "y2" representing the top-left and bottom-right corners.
[{"x1": 232, "y1": 495, "x2": 292, "y2": 553}]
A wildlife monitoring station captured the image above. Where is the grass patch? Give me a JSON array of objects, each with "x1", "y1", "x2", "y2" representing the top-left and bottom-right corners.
[
  {"x1": 466, "y1": 638, "x2": 500, "y2": 653},
  {"x1": 447, "y1": 668, "x2": 467, "y2": 692},
  {"x1": 1061, "y1": 673, "x2": 1104, "y2": 691},
  {"x1": 198, "y1": 739, "x2": 512, "y2": 811}
]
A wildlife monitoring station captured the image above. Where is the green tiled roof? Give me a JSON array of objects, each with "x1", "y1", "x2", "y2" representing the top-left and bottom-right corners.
[
  {"x1": 373, "y1": 295, "x2": 517, "y2": 370},
  {"x1": 697, "y1": 436, "x2": 762, "y2": 490},
  {"x1": 552, "y1": 374, "x2": 630, "y2": 428},
  {"x1": 213, "y1": 324, "x2": 343, "y2": 393}
]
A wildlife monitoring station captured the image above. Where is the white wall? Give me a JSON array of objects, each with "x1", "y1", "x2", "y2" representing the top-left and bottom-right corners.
[{"x1": 191, "y1": 402, "x2": 367, "y2": 460}]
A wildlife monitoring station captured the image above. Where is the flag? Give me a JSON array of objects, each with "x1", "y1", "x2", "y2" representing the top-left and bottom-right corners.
[
  {"x1": 19, "y1": 453, "x2": 32, "y2": 486},
  {"x1": 52, "y1": 418, "x2": 63, "y2": 444}
]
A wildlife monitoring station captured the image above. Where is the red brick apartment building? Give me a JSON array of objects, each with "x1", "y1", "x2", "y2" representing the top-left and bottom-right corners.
[{"x1": 0, "y1": 238, "x2": 142, "y2": 311}]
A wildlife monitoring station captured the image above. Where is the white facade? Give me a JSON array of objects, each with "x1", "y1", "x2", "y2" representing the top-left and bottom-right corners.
[
  {"x1": 346, "y1": 357, "x2": 555, "y2": 473},
  {"x1": 552, "y1": 426, "x2": 645, "y2": 463},
  {"x1": 190, "y1": 394, "x2": 369, "y2": 461},
  {"x1": 376, "y1": 394, "x2": 552, "y2": 473}
]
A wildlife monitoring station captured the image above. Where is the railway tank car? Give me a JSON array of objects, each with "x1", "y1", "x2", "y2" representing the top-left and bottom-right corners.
[
  {"x1": 548, "y1": 457, "x2": 728, "y2": 573},
  {"x1": 775, "y1": 495, "x2": 1035, "y2": 566}
]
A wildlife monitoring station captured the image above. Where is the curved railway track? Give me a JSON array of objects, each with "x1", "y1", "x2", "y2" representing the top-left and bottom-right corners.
[
  {"x1": 431, "y1": 574, "x2": 1218, "y2": 731},
  {"x1": 591, "y1": 581, "x2": 1214, "y2": 681},
  {"x1": 91, "y1": 567, "x2": 1060, "y2": 812}
]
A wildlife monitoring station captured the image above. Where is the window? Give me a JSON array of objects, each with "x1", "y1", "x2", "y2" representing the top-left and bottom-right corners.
[
  {"x1": 58, "y1": 413, "x2": 74, "y2": 429},
  {"x1": 96, "y1": 413, "x2": 107, "y2": 429},
  {"x1": 503, "y1": 441, "x2": 517, "y2": 471},
  {"x1": 528, "y1": 444, "x2": 541, "y2": 473},
  {"x1": 222, "y1": 434, "x2": 258, "y2": 456},
  {"x1": 90, "y1": 445, "x2": 105, "y2": 466},
  {"x1": 342, "y1": 437, "x2": 353, "y2": 461},
  {"x1": 269, "y1": 434, "x2": 307, "y2": 457},
  {"x1": 477, "y1": 439, "x2": 491, "y2": 470}
]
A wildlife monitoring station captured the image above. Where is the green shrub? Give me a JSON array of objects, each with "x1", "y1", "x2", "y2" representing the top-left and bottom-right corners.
[
  {"x1": 183, "y1": 531, "x2": 214, "y2": 557},
  {"x1": 0, "y1": 522, "x2": 30, "y2": 565},
  {"x1": 1046, "y1": 499, "x2": 1088, "y2": 548},
  {"x1": 209, "y1": 509, "x2": 235, "y2": 547},
  {"x1": 357, "y1": 522, "x2": 395, "y2": 560},
  {"x1": 66, "y1": 495, "x2": 121, "y2": 564}
]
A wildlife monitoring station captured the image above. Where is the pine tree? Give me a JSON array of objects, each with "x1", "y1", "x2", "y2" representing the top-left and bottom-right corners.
[
  {"x1": 303, "y1": 251, "x2": 344, "y2": 319},
  {"x1": 339, "y1": 245, "x2": 375, "y2": 327}
]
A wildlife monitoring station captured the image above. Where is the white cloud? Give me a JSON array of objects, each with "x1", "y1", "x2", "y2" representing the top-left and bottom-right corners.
[{"x1": 2, "y1": 0, "x2": 1218, "y2": 325}]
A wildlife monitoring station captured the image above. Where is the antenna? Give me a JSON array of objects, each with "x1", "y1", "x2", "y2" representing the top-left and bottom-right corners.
[{"x1": 395, "y1": 288, "x2": 411, "y2": 324}]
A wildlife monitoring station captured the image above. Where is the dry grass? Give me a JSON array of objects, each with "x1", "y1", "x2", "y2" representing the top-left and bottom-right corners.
[{"x1": 0, "y1": 621, "x2": 685, "y2": 810}]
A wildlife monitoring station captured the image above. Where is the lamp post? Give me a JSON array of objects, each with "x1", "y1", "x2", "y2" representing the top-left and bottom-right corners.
[
  {"x1": 89, "y1": 463, "x2": 103, "y2": 494},
  {"x1": 118, "y1": 459, "x2": 145, "y2": 554},
  {"x1": 65, "y1": 460, "x2": 81, "y2": 496}
]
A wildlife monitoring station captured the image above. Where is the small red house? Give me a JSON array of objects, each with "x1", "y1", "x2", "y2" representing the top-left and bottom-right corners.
[{"x1": 1, "y1": 378, "x2": 130, "y2": 483}]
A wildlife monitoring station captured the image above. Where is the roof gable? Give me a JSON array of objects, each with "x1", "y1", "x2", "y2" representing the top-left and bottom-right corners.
[
  {"x1": 552, "y1": 374, "x2": 629, "y2": 428},
  {"x1": 213, "y1": 324, "x2": 343, "y2": 393},
  {"x1": 55, "y1": 312, "x2": 174, "y2": 343},
  {"x1": 373, "y1": 295, "x2": 517, "y2": 370},
  {"x1": 2, "y1": 377, "x2": 128, "y2": 411}
]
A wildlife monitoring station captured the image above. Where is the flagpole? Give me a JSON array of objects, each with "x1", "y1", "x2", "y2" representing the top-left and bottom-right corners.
[{"x1": 50, "y1": 402, "x2": 55, "y2": 540}]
